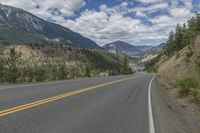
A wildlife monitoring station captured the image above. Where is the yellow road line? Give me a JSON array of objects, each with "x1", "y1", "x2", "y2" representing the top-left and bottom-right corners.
[{"x1": 0, "y1": 76, "x2": 134, "y2": 117}]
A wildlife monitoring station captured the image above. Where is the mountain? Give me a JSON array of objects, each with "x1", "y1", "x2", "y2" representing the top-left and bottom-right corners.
[
  {"x1": 142, "y1": 43, "x2": 166, "y2": 56},
  {"x1": 103, "y1": 41, "x2": 165, "y2": 58},
  {"x1": 0, "y1": 4, "x2": 100, "y2": 49}
]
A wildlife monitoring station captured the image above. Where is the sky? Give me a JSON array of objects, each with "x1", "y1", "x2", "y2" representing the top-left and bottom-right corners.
[{"x1": 1, "y1": 0, "x2": 200, "y2": 46}]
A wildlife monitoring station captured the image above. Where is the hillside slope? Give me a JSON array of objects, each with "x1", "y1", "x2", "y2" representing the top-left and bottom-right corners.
[
  {"x1": 157, "y1": 35, "x2": 200, "y2": 87},
  {"x1": 2, "y1": 44, "x2": 118, "y2": 70},
  {"x1": 154, "y1": 35, "x2": 200, "y2": 132},
  {"x1": 0, "y1": 44, "x2": 132, "y2": 84},
  {"x1": 0, "y1": 4, "x2": 100, "y2": 49}
]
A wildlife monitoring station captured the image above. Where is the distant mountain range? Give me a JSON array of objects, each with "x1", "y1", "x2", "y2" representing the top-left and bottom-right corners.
[
  {"x1": 103, "y1": 41, "x2": 165, "y2": 58},
  {"x1": 0, "y1": 4, "x2": 100, "y2": 49},
  {"x1": 0, "y1": 3, "x2": 165, "y2": 56}
]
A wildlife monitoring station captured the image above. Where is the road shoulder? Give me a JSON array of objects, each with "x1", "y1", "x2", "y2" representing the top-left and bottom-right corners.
[{"x1": 151, "y1": 77, "x2": 200, "y2": 133}]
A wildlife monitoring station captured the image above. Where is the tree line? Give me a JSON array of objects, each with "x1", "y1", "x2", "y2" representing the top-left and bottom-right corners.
[
  {"x1": 0, "y1": 45, "x2": 132, "y2": 84},
  {"x1": 145, "y1": 13, "x2": 200, "y2": 72},
  {"x1": 164, "y1": 13, "x2": 200, "y2": 56}
]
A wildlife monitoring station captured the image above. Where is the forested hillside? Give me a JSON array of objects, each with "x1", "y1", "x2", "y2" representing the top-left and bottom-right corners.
[
  {"x1": 164, "y1": 14, "x2": 200, "y2": 55},
  {"x1": 0, "y1": 44, "x2": 132, "y2": 84},
  {"x1": 152, "y1": 13, "x2": 200, "y2": 101}
]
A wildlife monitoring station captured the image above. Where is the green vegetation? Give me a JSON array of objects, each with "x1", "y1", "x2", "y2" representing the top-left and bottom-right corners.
[
  {"x1": 0, "y1": 27, "x2": 47, "y2": 45},
  {"x1": 146, "y1": 13, "x2": 200, "y2": 72},
  {"x1": 178, "y1": 76, "x2": 200, "y2": 101},
  {"x1": 0, "y1": 45, "x2": 133, "y2": 84},
  {"x1": 5, "y1": 48, "x2": 21, "y2": 83},
  {"x1": 144, "y1": 13, "x2": 200, "y2": 102},
  {"x1": 164, "y1": 13, "x2": 200, "y2": 56},
  {"x1": 121, "y1": 55, "x2": 132, "y2": 75},
  {"x1": 144, "y1": 53, "x2": 162, "y2": 72},
  {"x1": 189, "y1": 62, "x2": 200, "y2": 101},
  {"x1": 165, "y1": 13, "x2": 200, "y2": 100},
  {"x1": 0, "y1": 50, "x2": 5, "y2": 83},
  {"x1": 190, "y1": 88, "x2": 200, "y2": 101},
  {"x1": 178, "y1": 77, "x2": 198, "y2": 95}
]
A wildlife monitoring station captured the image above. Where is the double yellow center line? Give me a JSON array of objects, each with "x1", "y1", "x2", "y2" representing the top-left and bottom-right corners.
[{"x1": 0, "y1": 76, "x2": 134, "y2": 117}]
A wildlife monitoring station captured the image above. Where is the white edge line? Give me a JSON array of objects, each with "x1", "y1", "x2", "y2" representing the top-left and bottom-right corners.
[{"x1": 148, "y1": 75, "x2": 155, "y2": 133}]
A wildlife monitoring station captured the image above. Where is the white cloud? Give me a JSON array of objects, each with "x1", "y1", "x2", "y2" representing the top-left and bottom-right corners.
[
  {"x1": 99, "y1": 4, "x2": 107, "y2": 12},
  {"x1": 63, "y1": 8, "x2": 171, "y2": 45},
  {"x1": 132, "y1": 2, "x2": 168, "y2": 14},
  {"x1": 0, "y1": 0, "x2": 197, "y2": 46},
  {"x1": 0, "y1": 0, "x2": 86, "y2": 18},
  {"x1": 137, "y1": 0, "x2": 164, "y2": 4},
  {"x1": 170, "y1": 8, "x2": 191, "y2": 18}
]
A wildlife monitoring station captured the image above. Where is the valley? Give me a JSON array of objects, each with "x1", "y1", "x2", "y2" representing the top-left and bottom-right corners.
[{"x1": 0, "y1": 1, "x2": 200, "y2": 133}]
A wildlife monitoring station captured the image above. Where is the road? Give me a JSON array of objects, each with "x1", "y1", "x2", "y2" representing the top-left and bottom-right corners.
[{"x1": 0, "y1": 74, "x2": 196, "y2": 133}]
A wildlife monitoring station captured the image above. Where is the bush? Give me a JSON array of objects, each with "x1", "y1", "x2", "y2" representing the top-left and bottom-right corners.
[
  {"x1": 178, "y1": 77, "x2": 198, "y2": 95},
  {"x1": 190, "y1": 88, "x2": 200, "y2": 101},
  {"x1": 186, "y1": 45, "x2": 194, "y2": 58},
  {"x1": 196, "y1": 62, "x2": 200, "y2": 74}
]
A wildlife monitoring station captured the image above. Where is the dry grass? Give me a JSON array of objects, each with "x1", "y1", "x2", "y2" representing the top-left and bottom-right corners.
[
  {"x1": 140, "y1": 54, "x2": 158, "y2": 63},
  {"x1": 156, "y1": 35, "x2": 200, "y2": 119},
  {"x1": 2, "y1": 44, "x2": 80, "y2": 66},
  {"x1": 157, "y1": 35, "x2": 200, "y2": 87}
]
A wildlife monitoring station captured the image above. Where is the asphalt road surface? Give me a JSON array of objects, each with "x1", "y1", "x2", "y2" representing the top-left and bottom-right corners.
[{"x1": 0, "y1": 74, "x2": 196, "y2": 133}]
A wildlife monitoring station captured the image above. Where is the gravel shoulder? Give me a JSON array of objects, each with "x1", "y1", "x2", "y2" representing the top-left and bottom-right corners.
[{"x1": 152, "y1": 77, "x2": 200, "y2": 133}]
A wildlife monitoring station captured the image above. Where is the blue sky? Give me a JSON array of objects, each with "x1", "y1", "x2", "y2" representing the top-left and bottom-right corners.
[{"x1": 1, "y1": 0, "x2": 200, "y2": 46}]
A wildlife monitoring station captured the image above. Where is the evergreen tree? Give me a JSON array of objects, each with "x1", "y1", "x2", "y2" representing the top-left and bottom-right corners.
[
  {"x1": 5, "y1": 48, "x2": 21, "y2": 83},
  {"x1": 168, "y1": 31, "x2": 175, "y2": 43},
  {"x1": 175, "y1": 24, "x2": 183, "y2": 51},
  {"x1": 85, "y1": 64, "x2": 91, "y2": 77},
  {"x1": 0, "y1": 51, "x2": 5, "y2": 82},
  {"x1": 195, "y1": 13, "x2": 200, "y2": 33},
  {"x1": 182, "y1": 23, "x2": 187, "y2": 32},
  {"x1": 164, "y1": 13, "x2": 200, "y2": 56},
  {"x1": 34, "y1": 63, "x2": 47, "y2": 82},
  {"x1": 58, "y1": 62, "x2": 67, "y2": 80},
  {"x1": 121, "y1": 55, "x2": 132, "y2": 74}
]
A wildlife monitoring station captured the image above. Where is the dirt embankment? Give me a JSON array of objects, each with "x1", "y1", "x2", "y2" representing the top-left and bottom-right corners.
[
  {"x1": 157, "y1": 35, "x2": 200, "y2": 88},
  {"x1": 156, "y1": 35, "x2": 200, "y2": 129}
]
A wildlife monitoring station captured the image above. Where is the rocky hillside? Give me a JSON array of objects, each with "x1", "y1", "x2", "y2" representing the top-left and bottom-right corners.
[{"x1": 0, "y1": 4, "x2": 100, "y2": 49}]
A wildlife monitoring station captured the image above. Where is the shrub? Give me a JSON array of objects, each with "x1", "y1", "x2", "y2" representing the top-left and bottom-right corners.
[
  {"x1": 190, "y1": 88, "x2": 200, "y2": 101},
  {"x1": 178, "y1": 77, "x2": 198, "y2": 95},
  {"x1": 196, "y1": 62, "x2": 200, "y2": 74},
  {"x1": 186, "y1": 45, "x2": 194, "y2": 58}
]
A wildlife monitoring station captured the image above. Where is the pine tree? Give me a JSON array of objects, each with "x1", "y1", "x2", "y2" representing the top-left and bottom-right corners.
[
  {"x1": 85, "y1": 64, "x2": 91, "y2": 77},
  {"x1": 168, "y1": 31, "x2": 175, "y2": 43},
  {"x1": 122, "y1": 55, "x2": 132, "y2": 74},
  {"x1": 58, "y1": 62, "x2": 66, "y2": 80},
  {"x1": 175, "y1": 24, "x2": 183, "y2": 51},
  {"x1": 5, "y1": 48, "x2": 21, "y2": 83},
  {"x1": 182, "y1": 23, "x2": 187, "y2": 32},
  {"x1": 0, "y1": 50, "x2": 5, "y2": 82},
  {"x1": 196, "y1": 13, "x2": 200, "y2": 33}
]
